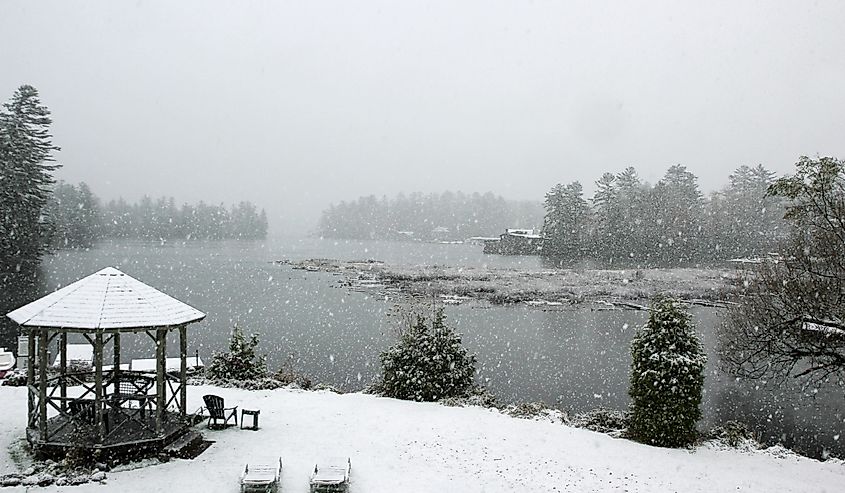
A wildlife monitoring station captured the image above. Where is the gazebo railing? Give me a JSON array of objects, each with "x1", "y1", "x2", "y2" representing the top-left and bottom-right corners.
[{"x1": 32, "y1": 369, "x2": 186, "y2": 444}]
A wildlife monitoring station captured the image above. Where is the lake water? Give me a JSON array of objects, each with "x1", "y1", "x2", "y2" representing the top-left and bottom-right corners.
[{"x1": 1, "y1": 238, "x2": 842, "y2": 458}]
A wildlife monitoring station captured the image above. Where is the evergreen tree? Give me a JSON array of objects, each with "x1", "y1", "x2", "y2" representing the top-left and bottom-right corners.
[
  {"x1": 724, "y1": 164, "x2": 781, "y2": 257},
  {"x1": 592, "y1": 172, "x2": 622, "y2": 262},
  {"x1": 541, "y1": 181, "x2": 591, "y2": 263},
  {"x1": 48, "y1": 181, "x2": 100, "y2": 248},
  {"x1": 77, "y1": 182, "x2": 100, "y2": 242},
  {"x1": 379, "y1": 308, "x2": 477, "y2": 402},
  {"x1": 207, "y1": 325, "x2": 268, "y2": 381},
  {"x1": 0, "y1": 85, "x2": 60, "y2": 273},
  {"x1": 650, "y1": 165, "x2": 704, "y2": 265},
  {"x1": 257, "y1": 209, "x2": 268, "y2": 238},
  {"x1": 541, "y1": 183, "x2": 567, "y2": 257},
  {"x1": 614, "y1": 166, "x2": 650, "y2": 265},
  {"x1": 628, "y1": 298, "x2": 706, "y2": 447}
]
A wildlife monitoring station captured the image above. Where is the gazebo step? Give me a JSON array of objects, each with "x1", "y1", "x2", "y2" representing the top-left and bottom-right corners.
[{"x1": 163, "y1": 430, "x2": 204, "y2": 459}]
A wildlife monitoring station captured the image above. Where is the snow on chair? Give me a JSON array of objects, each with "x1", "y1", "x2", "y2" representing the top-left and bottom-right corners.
[
  {"x1": 240, "y1": 457, "x2": 282, "y2": 493},
  {"x1": 203, "y1": 394, "x2": 237, "y2": 429},
  {"x1": 310, "y1": 457, "x2": 351, "y2": 493}
]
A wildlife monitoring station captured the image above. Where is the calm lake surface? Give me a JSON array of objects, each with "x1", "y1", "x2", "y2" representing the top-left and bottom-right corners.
[{"x1": 1, "y1": 238, "x2": 843, "y2": 458}]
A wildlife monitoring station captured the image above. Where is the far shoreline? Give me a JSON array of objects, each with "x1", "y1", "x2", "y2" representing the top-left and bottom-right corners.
[{"x1": 277, "y1": 258, "x2": 739, "y2": 309}]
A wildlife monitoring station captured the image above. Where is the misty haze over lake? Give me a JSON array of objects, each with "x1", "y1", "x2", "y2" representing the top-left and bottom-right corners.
[{"x1": 2, "y1": 1, "x2": 843, "y2": 231}]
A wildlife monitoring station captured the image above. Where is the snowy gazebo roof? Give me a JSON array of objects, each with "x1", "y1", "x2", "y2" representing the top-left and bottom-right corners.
[{"x1": 6, "y1": 266, "x2": 205, "y2": 331}]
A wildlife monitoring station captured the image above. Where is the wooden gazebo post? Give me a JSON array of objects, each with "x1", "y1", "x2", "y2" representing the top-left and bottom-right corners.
[
  {"x1": 6, "y1": 267, "x2": 205, "y2": 457},
  {"x1": 26, "y1": 330, "x2": 34, "y2": 421},
  {"x1": 113, "y1": 332, "x2": 121, "y2": 381},
  {"x1": 38, "y1": 328, "x2": 48, "y2": 441},
  {"x1": 179, "y1": 325, "x2": 187, "y2": 415},
  {"x1": 94, "y1": 331, "x2": 105, "y2": 441},
  {"x1": 155, "y1": 328, "x2": 167, "y2": 435},
  {"x1": 59, "y1": 332, "x2": 67, "y2": 413}
]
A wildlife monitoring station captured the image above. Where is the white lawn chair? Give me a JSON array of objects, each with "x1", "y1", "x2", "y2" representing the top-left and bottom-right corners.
[
  {"x1": 240, "y1": 457, "x2": 282, "y2": 493},
  {"x1": 310, "y1": 457, "x2": 351, "y2": 493}
]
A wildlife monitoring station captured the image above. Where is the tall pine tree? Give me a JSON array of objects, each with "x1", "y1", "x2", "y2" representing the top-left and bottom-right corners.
[
  {"x1": 48, "y1": 181, "x2": 100, "y2": 248},
  {"x1": 650, "y1": 165, "x2": 703, "y2": 265},
  {"x1": 592, "y1": 172, "x2": 622, "y2": 263},
  {"x1": 541, "y1": 181, "x2": 590, "y2": 263},
  {"x1": 0, "y1": 85, "x2": 60, "y2": 274}
]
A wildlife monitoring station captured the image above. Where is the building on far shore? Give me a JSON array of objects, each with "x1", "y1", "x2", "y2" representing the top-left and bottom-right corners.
[{"x1": 482, "y1": 229, "x2": 544, "y2": 255}]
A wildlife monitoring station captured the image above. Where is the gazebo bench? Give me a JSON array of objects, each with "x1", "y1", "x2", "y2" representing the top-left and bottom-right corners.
[{"x1": 110, "y1": 377, "x2": 156, "y2": 417}]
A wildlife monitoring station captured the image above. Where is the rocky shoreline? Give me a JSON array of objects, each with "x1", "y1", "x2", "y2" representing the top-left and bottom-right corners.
[
  {"x1": 0, "y1": 458, "x2": 109, "y2": 488},
  {"x1": 277, "y1": 258, "x2": 739, "y2": 310}
]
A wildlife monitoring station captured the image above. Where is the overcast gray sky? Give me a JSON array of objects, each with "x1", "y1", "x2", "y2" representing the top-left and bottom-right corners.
[{"x1": 1, "y1": 0, "x2": 843, "y2": 232}]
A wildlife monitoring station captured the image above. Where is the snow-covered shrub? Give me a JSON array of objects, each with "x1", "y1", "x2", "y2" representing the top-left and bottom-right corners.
[
  {"x1": 206, "y1": 325, "x2": 267, "y2": 382},
  {"x1": 628, "y1": 298, "x2": 705, "y2": 447},
  {"x1": 1, "y1": 370, "x2": 27, "y2": 386},
  {"x1": 707, "y1": 421, "x2": 757, "y2": 448},
  {"x1": 571, "y1": 408, "x2": 628, "y2": 434},
  {"x1": 274, "y1": 357, "x2": 313, "y2": 390},
  {"x1": 379, "y1": 308, "x2": 477, "y2": 402},
  {"x1": 503, "y1": 402, "x2": 569, "y2": 424},
  {"x1": 439, "y1": 386, "x2": 498, "y2": 408},
  {"x1": 208, "y1": 376, "x2": 282, "y2": 390}
]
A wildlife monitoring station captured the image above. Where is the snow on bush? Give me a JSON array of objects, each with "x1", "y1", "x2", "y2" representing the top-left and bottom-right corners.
[
  {"x1": 503, "y1": 402, "x2": 569, "y2": 424},
  {"x1": 438, "y1": 386, "x2": 498, "y2": 409},
  {"x1": 706, "y1": 421, "x2": 759, "y2": 451},
  {"x1": 628, "y1": 297, "x2": 706, "y2": 447},
  {"x1": 571, "y1": 408, "x2": 629, "y2": 435},
  {"x1": 206, "y1": 325, "x2": 268, "y2": 382},
  {"x1": 379, "y1": 308, "x2": 477, "y2": 402}
]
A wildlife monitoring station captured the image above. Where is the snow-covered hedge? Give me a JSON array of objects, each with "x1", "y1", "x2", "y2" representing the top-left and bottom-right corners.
[
  {"x1": 379, "y1": 308, "x2": 477, "y2": 402},
  {"x1": 628, "y1": 298, "x2": 706, "y2": 447}
]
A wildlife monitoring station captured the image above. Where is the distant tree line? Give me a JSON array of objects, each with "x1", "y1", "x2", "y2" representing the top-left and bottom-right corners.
[
  {"x1": 97, "y1": 196, "x2": 268, "y2": 242},
  {"x1": 317, "y1": 191, "x2": 543, "y2": 240},
  {"x1": 542, "y1": 164, "x2": 785, "y2": 267},
  {"x1": 49, "y1": 185, "x2": 269, "y2": 247},
  {"x1": 317, "y1": 164, "x2": 784, "y2": 266},
  {"x1": 0, "y1": 84, "x2": 269, "y2": 278}
]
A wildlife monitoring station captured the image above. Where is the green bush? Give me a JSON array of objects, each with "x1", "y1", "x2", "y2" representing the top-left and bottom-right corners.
[
  {"x1": 207, "y1": 325, "x2": 267, "y2": 382},
  {"x1": 379, "y1": 308, "x2": 477, "y2": 402},
  {"x1": 628, "y1": 298, "x2": 706, "y2": 447}
]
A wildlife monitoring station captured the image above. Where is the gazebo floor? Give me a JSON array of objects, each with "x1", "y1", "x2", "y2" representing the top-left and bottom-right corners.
[{"x1": 28, "y1": 409, "x2": 190, "y2": 459}]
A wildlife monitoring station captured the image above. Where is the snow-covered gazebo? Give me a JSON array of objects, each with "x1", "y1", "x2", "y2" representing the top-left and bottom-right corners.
[{"x1": 6, "y1": 267, "x2": 205, "y2": 457}]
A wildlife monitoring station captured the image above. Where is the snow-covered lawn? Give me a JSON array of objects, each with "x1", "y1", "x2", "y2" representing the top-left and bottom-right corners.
[{"x1": 1, "y1": 385, "x2": 842, "y2": 492}]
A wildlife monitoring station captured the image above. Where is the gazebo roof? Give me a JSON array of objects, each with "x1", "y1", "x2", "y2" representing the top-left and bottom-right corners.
[{"x1": 6, "y1": 267, "x2": 205, "y2": 330}]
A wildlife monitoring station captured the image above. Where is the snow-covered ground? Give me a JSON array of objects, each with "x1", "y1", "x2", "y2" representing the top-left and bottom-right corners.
[{"x1": 1, "y1": 385, "x2": 842, "y2": 492}]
